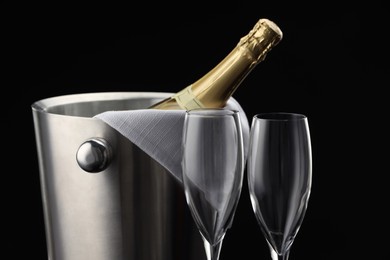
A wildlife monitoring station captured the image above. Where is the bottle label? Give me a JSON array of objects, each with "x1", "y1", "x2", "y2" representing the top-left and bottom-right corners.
[{"x1": 173, "y1": 86, "x2": 205, "y2": 110}]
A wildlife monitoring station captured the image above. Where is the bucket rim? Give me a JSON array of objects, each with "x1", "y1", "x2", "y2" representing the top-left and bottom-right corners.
[{"x1": 31, "y1": 91, "x2": 173, "y2": 112}]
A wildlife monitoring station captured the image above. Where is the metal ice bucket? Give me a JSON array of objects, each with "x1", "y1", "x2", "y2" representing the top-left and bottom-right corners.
[{"x1": 32, "y1": 92, "x2": 204, "y2": 260}]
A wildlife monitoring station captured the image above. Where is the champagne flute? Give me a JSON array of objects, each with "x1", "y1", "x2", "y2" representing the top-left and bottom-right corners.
[
  {"x1": 247, "y1": 113, "x2": 312, "y2": 260},
  {"x1": 182, "y1": 108, "x2": 245, "y2": 260}
]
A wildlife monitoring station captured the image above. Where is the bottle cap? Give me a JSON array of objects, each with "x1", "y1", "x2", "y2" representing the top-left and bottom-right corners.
[{"x1": 238, "y1": 18, "x2": 283, "y2": 62}]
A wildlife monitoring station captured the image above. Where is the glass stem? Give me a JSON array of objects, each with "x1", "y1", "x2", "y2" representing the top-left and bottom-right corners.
[
  {"x1": 202, "y1": 237, "x2": 223, "y2": 260},
  {"x1": 270, "y1": 247, "x2": 290, "y2": 260}
]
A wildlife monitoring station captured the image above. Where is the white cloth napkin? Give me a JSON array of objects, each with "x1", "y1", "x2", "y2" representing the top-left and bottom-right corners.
[{"x1": 94, "y1": 98, "x2": 249, "y2": 183}]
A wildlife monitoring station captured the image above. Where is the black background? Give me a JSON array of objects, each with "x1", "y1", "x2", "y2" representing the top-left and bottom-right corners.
[{"x1": 3, "y1": 1, "x2": 388, "y2": 259}]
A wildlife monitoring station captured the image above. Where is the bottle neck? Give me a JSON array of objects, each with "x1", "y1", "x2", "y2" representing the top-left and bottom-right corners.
[
  {"x1": 190, "y1": 45, "x2": 258, "y2": 108},
  {"x1": 153, "y1": 18, "x2": 282, "y2": 110}
]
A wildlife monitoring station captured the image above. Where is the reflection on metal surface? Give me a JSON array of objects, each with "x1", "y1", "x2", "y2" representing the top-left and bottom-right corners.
[
  {"x1": 76, "y1": 138, "x2": 113, "y2": 173},
  {"x1": 32, "y1": 92, "x2": 205, "y2": 260}
]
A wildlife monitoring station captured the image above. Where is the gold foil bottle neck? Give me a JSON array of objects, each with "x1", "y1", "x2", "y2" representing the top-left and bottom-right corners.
[
  {"x1": 238, "y1": 18, "x2": 283, "y2": 62},
  {"x1": 149, "y1": 17, "x2": 283, "y2": 110}
]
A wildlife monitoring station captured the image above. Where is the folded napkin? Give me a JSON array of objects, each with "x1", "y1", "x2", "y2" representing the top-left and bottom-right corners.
[{"x1": 94, "y1": 98, "x2": 249, "y2": 183}]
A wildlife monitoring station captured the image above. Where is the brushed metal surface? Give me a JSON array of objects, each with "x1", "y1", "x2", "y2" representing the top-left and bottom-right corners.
[{"x1": 32, "y1": 92, "x2": 204, "y2": 260}]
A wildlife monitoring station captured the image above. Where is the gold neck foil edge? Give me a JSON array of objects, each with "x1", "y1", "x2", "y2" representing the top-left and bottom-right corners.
[{"x1": 173, "y1": 86, "x2": 205, "y2": 110}]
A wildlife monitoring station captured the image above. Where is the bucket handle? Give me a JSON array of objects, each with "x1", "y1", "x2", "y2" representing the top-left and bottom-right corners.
[{"x1": 76, "y1": 138, "x2": 113, "y2": 173}]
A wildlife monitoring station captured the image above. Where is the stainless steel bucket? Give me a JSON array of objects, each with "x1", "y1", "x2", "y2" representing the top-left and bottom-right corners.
[{"x1": 32, "y1": 92, "x2": 204, "y2": 260}]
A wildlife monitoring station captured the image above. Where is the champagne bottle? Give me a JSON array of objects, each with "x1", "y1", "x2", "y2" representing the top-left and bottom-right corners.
[{"x1": 148, "y1": 18, "x2": 283, "y2": 110}]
